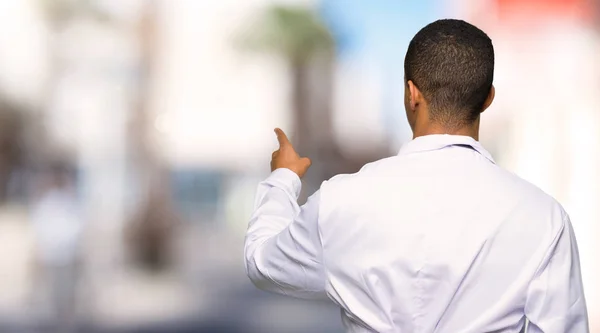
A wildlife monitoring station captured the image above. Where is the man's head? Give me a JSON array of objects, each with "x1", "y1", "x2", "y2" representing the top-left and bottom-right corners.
[{"x1": 404, "y1": 19, "x2": 495, "y2": 136}]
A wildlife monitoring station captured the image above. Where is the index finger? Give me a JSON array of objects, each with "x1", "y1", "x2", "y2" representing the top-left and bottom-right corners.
[{"x1": 274, "y1": 128, "x2": 291, "y2": 148}]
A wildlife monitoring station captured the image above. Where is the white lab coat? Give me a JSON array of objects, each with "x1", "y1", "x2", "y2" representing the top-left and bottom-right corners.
[{"x1": 245, "y1": 134, "x2": 588, "y2": 332}]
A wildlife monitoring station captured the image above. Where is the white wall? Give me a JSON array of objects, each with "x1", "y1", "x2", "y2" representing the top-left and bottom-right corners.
[
  {"x1": 151, "y1": 0, "x2": 316, "y2": 172},
  {"x1": 0, "y1": 0, "x2": 49, "y2": 107}
]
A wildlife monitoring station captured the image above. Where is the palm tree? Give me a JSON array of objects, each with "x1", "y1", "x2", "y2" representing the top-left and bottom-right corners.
[
  {"x1": 239, "y1": 5, "x2": 334, "y2": 200},
  {"x1": 38, "y1": 0, "x2": 177, "y2": 271},
  {"x1": 238, "y1": 5, "x2": 391, "y2": 201},
  {"x1": 126, "y1": 0, "x2": 180, "y2": 271},
  {"x1": 241, "y1": 6, "x2": 334, "y2": 146}
]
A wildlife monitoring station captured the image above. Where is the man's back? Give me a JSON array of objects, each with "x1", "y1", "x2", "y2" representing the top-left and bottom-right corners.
[{"x1": 317, "y1": 135, "x2": 587, "y2": 332}]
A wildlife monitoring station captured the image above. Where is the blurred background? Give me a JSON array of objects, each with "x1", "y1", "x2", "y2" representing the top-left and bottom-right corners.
[{"x1": 0, "y1": 0, "x2": 597, "y2": 332}]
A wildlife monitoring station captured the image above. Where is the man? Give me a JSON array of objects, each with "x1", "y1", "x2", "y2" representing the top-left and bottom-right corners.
[
  {"x1": 244, "y1": 19, "x2": 588, "y2": 332},
  {"x1": 30, "y1": 165, "x2": 82, "y2": 332}
]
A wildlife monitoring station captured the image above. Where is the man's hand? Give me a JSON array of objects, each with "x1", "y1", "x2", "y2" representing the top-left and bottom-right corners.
[{"x1": 271, "y1": 128, "x2": 311, "y2": 178}]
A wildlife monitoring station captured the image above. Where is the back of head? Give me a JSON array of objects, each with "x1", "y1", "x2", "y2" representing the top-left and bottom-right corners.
[{"x1": 405, "y1": 19, "x2": 494, "y2": 128}]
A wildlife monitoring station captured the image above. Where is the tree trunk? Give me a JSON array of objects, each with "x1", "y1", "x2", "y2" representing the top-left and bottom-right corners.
[
  {"x1": 126, "y1": 0, "x2": 179, "y2": 271},
  {"x1": 290, "y1": 56, "x2": 391, "y2": 204},
  {"x1": 291, "y1": 62, "x2": 310, "y2": 157},
  {"x1": 290, "y1": 61, "x2": 312, "y2": 203}
]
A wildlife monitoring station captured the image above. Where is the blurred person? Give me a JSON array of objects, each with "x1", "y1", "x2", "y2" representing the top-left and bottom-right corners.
[
  {"x1": 244, "y1": 19, "x2": 588, "y2": 332},
  {"x1": 30, "y1": 164, "x2": 82, "y2": 332}
]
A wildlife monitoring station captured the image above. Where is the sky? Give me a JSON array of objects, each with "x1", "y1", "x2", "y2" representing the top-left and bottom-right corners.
[{"x1": 318, "y1": 0, "x2": 445, "y2": 147}]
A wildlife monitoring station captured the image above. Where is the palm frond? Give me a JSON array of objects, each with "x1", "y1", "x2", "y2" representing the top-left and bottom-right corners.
[{"x1": 236, "y1": 5, "x2": 334, "y2": 63}]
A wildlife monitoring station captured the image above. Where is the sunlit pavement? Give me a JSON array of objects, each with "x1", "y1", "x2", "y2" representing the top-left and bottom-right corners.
[
  {"x1": 0, "y1": 209, "x2": 343, "y2": 333},
  {"x1": 0, "y1": 288, "x2": 343, "y2": 333}
]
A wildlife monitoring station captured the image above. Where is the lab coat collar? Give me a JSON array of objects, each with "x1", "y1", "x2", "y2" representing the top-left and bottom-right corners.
[{"x1": 398, "y1": 134, "x2": 495, "y2": 164}]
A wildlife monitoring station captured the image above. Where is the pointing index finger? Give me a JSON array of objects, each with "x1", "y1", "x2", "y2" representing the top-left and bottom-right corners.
[{"x1": 275, "y1": 128, "x2": 291, "y2": 148}]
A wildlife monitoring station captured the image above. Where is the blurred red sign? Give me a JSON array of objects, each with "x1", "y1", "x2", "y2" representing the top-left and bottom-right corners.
[{"x1": 493, "y1": 0, "x2": 593, "y2": 21}]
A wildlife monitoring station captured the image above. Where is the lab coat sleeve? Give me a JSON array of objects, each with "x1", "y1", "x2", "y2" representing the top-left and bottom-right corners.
[
  {"x1": 244, "y1": 168, "x2": 326, "y2": 299},
  {"x1": 525, "y1": 213, "x2": 589, "y2": 333}
]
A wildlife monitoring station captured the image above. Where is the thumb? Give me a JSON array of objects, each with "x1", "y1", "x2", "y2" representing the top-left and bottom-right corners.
[{"x1": 301, "y1": 157, "x2": 312, "y2": 168}]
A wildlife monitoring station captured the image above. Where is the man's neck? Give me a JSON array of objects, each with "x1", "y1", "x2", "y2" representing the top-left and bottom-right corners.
[{"x1": 412, "y1": 122, "x2": 480, "y2": 141}]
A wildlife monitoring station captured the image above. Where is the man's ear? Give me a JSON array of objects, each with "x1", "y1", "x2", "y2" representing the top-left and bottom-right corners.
[
  {"x1": 408, "y1": 80, "x2": 421, "y2": 110},
  {"x1": 481, "y1": 85, "x2": 495, "y2": 113}
]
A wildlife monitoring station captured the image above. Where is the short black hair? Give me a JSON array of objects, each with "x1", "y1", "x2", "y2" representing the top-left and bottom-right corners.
[{"x1": 405, "y1": 19, "x2": 494, "y2": 127}]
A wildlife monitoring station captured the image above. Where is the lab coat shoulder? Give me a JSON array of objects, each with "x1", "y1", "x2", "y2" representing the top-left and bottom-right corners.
[
  {"x1": 321, "y1": 156, "x2": 398, "y2": 188},
  {"x1": 492, "y1": 166, "x2": 571, "y2": 252},
  {"x1": 318, "y1": 157, "x2": 397, "y2": 229},
  {"x1": 501, "y1": 167, "x2": 567, "y2": 220},
  {"x1": 319, "y1": 156, "x2": 393, "y2": 202}
]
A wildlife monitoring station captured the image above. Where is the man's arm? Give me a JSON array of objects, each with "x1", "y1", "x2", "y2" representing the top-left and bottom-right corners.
[
  {"x1": 244, "y1": 168, "x2": 326, "y2": 299},
  {"x1": 525, "y1": 213, "x2": 589, "y2": 332},
  {"x1": 244, "y1": 128, "x2": 326, "y2": 299}
]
